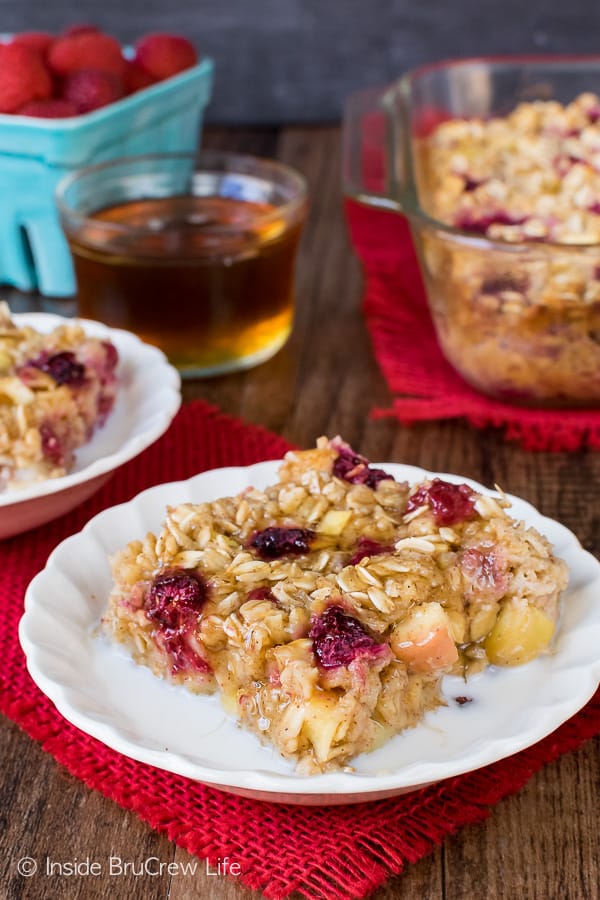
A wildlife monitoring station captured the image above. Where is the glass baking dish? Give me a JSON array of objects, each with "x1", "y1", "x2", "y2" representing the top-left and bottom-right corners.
[{"x1": 344, "y1": 57, "x2": 600, "y2": 408}]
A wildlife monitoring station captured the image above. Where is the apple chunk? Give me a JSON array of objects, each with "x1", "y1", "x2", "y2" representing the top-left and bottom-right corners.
[
  {"x1": 317, "y1": 510, "x2": 352, "y2": 536},
  {"x1": 390, "y1": 602, "x2": 459, "y2": 673},
  {"x1": 484, "y1": 602, "x2": 556, "y2": 666},
  {"x1": 301, "y1": 691, "x2": 348, "y2": 763}
]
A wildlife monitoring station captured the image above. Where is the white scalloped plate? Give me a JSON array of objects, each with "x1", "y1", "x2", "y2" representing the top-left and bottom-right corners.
[
  {"x1": 0, "y1": 313, "x2": 181, "y2": 538},
  {"x1": 19, "y1": 462, "x2": 600, "y2": 804}
]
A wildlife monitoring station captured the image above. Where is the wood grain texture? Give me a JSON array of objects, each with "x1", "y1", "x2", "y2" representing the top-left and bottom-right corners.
[
  {"x1": 3, "y1": 0, "x2": 600, "y2": 122},
  {"x1": 1, "y1": 125, "x2": 599, "y2": 900}
]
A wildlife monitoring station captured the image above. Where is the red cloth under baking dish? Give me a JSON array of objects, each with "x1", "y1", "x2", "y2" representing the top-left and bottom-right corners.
[
  {"x1": 345, "y1": 198, "x2": 600, "y2": 451},
  {"x1": 2, "y1": 400, "x2": 599, "y2": 899}
]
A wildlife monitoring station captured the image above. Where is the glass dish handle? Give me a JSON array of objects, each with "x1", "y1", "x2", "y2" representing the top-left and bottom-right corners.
[{"x1": 342, "y1": 84, "x2": 404, "y2": 212}]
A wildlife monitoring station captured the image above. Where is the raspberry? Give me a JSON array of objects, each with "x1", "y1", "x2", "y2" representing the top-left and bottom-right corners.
[
  {"x1": 480, "y1": 275, "x2": 527, "y2": 296},
  {"x1": 10, "y1": 32, "x2": 55, "y2": 58},
  {"x1": 463, "y1": 175, "x2": 485, "y2": 192},
  {"x1": 0, "y1": 44, "x2": 52, "y2": 113},
  {"x1": 39, "y1": 422, "x2": 63, "y2": 465},
  {"x1": 19, "y1": 99, "x2": 77, "y2": 118},
  {"x1": 454, "y1": 210, "x2": 528, "y2": 234},
  {"x1": 124, "y1": 60, "x2": 157, "y2": 94},
  {"x1": 249, "y1": 526, "x2": 314, "y2": 560},
  {"x1": 349, "y1": 537, "x2": 391, "y2": 566},
  {"x1": 62, "y1": 24, "x2": 100, "y2": 38},
  {"x1": 459, "y1": 547, "x2": 510, "y2": 602},
  {"x1": 48, "y1": 32, "x2": 126, "y2": 78},
  {"x1": 145, "y1": 569, "x2": 209, "y2": 675},
  {"x1": 101, "y1": 340, "x2": 119, "y2": 372},
  {"x1": 588, "y1": 105, "x2": 600, "y2": 123},
  {"x1": 245, "y1": 586, "x2": 277, "y2": 604},
  {"x1": 331, "y1": 440, "x2": 393, "y2": 490},
  {"x1": 63, "y1": 69, "x2": 123, "y2": 113},
  {"x1": 134, "y1": 33, "x2": 197, "y2": 80},
  {"x1": 166, "y1": 637, "x2": 212, "y2": 676},
  {"x1": 406, "y1": 479, "x2": 477, "y2": 526},
  {"x1": 32, "y1": 351, "x2": 86, "y2": 386},
  {"x1": 145, "y1": 569, "x2": 206, "y2": 632},
  {"x1": 310, "y1": 605, "x2": 384, "y2": 669}
]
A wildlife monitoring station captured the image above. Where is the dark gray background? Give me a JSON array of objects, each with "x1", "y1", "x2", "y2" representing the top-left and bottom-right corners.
[{"x1": 2, "y1": 0, "x2": 598, "y2": 122}]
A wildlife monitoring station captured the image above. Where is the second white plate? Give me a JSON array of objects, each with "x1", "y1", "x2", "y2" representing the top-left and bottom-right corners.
[{"x1": 0, "y1": 313, "x2": 181, "y2": 538}]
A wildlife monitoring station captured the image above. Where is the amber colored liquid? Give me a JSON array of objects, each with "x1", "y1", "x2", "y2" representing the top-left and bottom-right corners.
[{"x1": 67, "y1": 195, "x2": 304, "y2": 375}]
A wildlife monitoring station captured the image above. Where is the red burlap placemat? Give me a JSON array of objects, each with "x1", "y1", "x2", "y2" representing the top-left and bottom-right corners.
[
  {"x1": 2, "y1": 399, "x2": 600, "y2": 899},
  {"x1": 345, "y1": 198, "x2": 600, "y2": 451}
]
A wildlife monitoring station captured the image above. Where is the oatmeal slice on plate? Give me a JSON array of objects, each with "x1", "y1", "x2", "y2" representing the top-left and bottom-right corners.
[
  {"x1": 104, "y1": 438, "x2": 568, "y2": 773},
  {"x1": 0, "y1": 303, "x2": 118, "y2": 490}
]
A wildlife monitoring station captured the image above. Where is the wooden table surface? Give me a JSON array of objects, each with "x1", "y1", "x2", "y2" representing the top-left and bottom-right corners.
[{"x1": 1, "y1": 125, "x2": 599, "y2": 900}]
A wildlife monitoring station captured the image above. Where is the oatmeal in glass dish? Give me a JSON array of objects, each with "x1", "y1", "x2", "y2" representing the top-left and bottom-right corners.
[
  {"x1": 417, "y1": 92, "x2": 600, "y2": 406},
  {"x1": 103, "y1": 438, "x2": 568, "y2": 774},
  {"x1": 0, "y1": 303, "x2": 118, "y2": 490}
]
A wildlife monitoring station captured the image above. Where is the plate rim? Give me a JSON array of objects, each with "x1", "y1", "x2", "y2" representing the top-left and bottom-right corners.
[
  {"x1": 0, "y1": 311, "x2": 181, "y2": 508},
  {"x1": 19, "y1": 460, "x2": 600, "y2": 797}
]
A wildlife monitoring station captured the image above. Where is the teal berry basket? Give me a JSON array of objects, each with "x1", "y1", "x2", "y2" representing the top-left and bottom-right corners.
[{"x1": 0, "y1": 56, "x2": 213, "y2": 297}]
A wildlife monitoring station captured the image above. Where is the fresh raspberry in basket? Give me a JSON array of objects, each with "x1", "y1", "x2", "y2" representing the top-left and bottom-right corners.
[
  {"x1": 134, "y1": 33, "x2": 197, "y2": 80},
  {"x1": 124, "y1": 60, "x2": 157, "y2": 94},
  {"x1": 310, "y1": 605, "x2": 387, "y2": 669},
  {"x1": 10, "y1": 31, "x2": 55, "y2": 58},
  {"x1": 249, "y1": 526, "x2": 314, "y2": 560},
  {"x1": 145, "y1": 570, "x2": 207, "y2": 632},
  {"x1": 406, "y1": 479, "x2": 476, "y2": 526},
  {"x1": 48, "y1": 32, "x2": 126, "y2": 78},
  {"x1": 0, "y1": 44, "x2": 52, "y2": 113},
  {"x1": 63, "y1": 69, "x2": 124, "y2": 113},
  {"x1": 331, "y1": 440, "x2": 393, "y2": 490},
  {"x1": 19, "y1": 99, "x2": 77, "y2": 117},
  {"x1": 62, "y1": 24, "x2": 101, "y2": 37}
]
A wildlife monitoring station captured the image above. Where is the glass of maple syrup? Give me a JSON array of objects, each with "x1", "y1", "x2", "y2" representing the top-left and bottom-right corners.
[{"x1": 56, "y1": 152, "x2": 307, "y2": 376}]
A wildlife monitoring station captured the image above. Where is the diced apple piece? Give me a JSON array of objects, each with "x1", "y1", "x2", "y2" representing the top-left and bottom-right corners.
[
  {"x1": 0, "y1": 377, "x2": 34, "y2": 405},
  {"x1": 390, "y1": 602, "x2": 459, "y2": 673},
  {"x1": 317, "y1": 509, "x2": 353, "y2": 536},
  {"x1": 301, "y1": 691, "x2": 348, "y2": 763},
  {"x1": 278, "y1": 447, "x2": 336, "y2": 482},
  {"x1": 276, "y1": 702, "x2": 306, "y2": 754},
  {"x1": 469, "y1": 603, "x2": 500, "y2": 641},
  {"x1": 445, "y1": 608, "x2": 467, "y2": 644},
  {"x1": 271, "y1": 638, "x2": 319, "y2": 700},
  {"x1": 484, "y1": 602, "x2": 555, "y2": 666},
  {"x1": 271, "y1": 638, "x2": 314, "y2": 667}
]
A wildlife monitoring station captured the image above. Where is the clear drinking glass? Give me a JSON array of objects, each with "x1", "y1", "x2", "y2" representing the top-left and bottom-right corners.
[
  {"x1": 344, "y1": 58, "x2": 600, "y2": 407},
  {"x1": 56, "y1": 151, "x2": 307, "y2": 377}
]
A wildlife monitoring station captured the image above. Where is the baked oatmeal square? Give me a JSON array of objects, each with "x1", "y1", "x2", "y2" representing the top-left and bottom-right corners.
[
  {"x1": 0, "y1": 303, "x2": 118, "y2": 490},
  {"x1": 103, "y1": 437, "x2": 568, "y2": 773}
]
